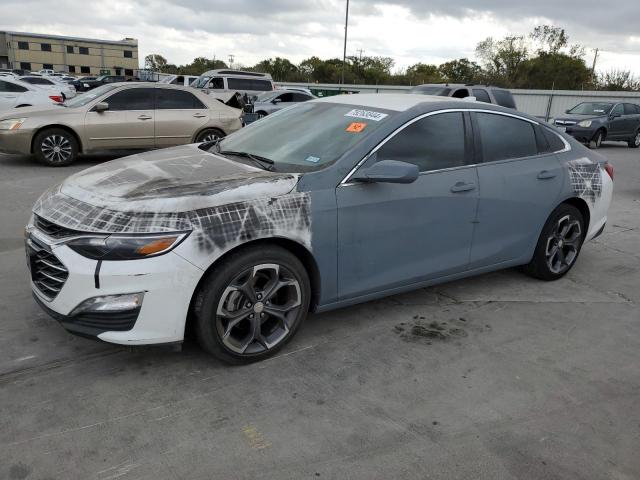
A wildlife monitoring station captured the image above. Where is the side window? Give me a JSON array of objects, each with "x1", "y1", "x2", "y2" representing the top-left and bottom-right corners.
[
  {"x1": 492, "y1": 89, "x2": 516, "y2": 109},
  {"x1": 208, "y1": 77, "x2": 224, "y2": 89},
  {"x1": 278, "y1": 92, "x2": 294, "y2": 102},
  {"x1": 452, "y1": 88, "x2": 469, "y2": 98},
  {"x1": 252, "y1": 79, "x2": 272, "y2": 91},
  {"x1": 155, "y1": 89, "x2": 206, "y2": 109},
  {"x1": 541, "y1": 127, "x2": 566, "y2": 153},
  {"x1": 292, "y1": 93, "x2": 312, "y2": 102},
  {"x1": 376, "y1": 112, "x2": 467, "y2": 172},
  {"x1": 476, "y1": 113, "x2": 538, "y2": 162},
  {"x1": 611, "y1": 104, "x2": 624, "y2": 116},
  {"x1": 623, "y1": 104, "x2": 638, "y2": 115},
  {"x1": 0, "y1": 80, "x2": 27, "y2": 93},
  {"x1": 472, "y1": 89, "x2": 491, "y2": 103},
  {"x1": 227, "y1": 78, "x2": 252, "y2": 90},
  {"x1": 103, "y1": 88, "x2": 155, "y2": 111}
]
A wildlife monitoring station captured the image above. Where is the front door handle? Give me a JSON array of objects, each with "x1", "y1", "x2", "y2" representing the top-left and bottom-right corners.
[
  {"x1": 192, "y1": 113, "x2": 207, "y2": 118},
  {"x1": 137, "y1": 115, "x2": 152, "y2": 120},
  {"x1": 537, "y1": 170, "x2": 557, "y2": 180},
  {"x1": 450, "y1": 181, "x2": 476, "y2": 193}
]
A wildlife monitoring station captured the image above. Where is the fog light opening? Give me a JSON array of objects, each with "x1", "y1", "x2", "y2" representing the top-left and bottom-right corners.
[{"x1": 71, "y1": 292, "x2": 145, "y2": 316}]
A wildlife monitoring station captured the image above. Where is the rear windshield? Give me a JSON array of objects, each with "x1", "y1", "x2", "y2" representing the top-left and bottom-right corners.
[
  {"x1": 409, "y1": 86, "x2": 452, "y2": 96},
  {"x1": 215, "y1": 102, "x2": 396, "y2": 172},
  {"x1": 492, "y1": 89, "x2": 516, "y2": 109}
]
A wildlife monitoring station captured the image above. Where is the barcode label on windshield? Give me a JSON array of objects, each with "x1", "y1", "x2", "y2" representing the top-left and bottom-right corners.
[{"x1": 345, "y1": 109, "x2": 388, "y2": 122}]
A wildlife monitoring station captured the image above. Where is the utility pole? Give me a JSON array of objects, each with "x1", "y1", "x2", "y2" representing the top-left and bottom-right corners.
[
  {"x1": 341, "y1": 0, "x2": 350, "y2": 84},
  {"x1": 591, "y1": 48, "x2": 599, "y2": 84},
  {"x1": 228, "y1": 54, "x2": 235, "y2": 69}
]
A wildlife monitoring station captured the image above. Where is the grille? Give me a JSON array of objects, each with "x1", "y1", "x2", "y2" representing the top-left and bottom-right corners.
[
  {"x1": 555, "y1": 120, "x2": 576, "y2": 126},
  {"x1": 34, "y1": 215, "x2": 84, "y2": 239},
  {"x1": 73, "y1": 310, "x2": 140, "y2": 332},
  {"x1": 28, "y1": 240, "x2": 69, "y2": 300}
]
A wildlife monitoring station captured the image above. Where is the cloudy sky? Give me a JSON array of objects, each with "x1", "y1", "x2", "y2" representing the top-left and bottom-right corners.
[{"x1": 2, "y1": 0, "x2": 640, "y2": 74}]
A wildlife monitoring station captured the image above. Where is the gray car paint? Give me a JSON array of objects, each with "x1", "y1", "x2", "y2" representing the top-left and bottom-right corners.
[{"x1": 31, "y1": 97, "x2": 605, "y2": 314}]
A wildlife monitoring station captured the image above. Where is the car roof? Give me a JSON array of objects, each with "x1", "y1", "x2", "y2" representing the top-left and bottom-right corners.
[{"x1": 318, "y1": 93, "x2": 456, "y2": 112}]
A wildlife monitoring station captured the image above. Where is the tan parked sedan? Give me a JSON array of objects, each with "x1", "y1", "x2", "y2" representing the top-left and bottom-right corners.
[{"x1": 0, "y1": 82, "x2": 243, "y2": 166}]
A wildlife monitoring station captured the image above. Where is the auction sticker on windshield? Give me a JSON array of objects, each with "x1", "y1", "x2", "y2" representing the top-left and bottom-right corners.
[
  {"x1": 345, "y1": 122, "x2": 367, "y2": 133},
  {"x1": 345, "y1": 109, "x2": 388, "y2": 122}
]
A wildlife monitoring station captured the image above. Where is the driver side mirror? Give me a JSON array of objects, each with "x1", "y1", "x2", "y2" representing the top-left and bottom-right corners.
[
  {"x1": 94, "y1": 102, "x2": 109, "y2": 112},
  {"x1": 351, "y1": 160, "x2": 419, "y2": 184},
  {"x1": 271, "y1": 98, "x2": 282, "y2": 104}
]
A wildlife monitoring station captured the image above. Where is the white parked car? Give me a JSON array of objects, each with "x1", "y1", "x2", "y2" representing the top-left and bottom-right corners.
[
  {"x1": 0, "y1": 76, "x2": 63, "y2": 110},
  {"x1": 38, "y1": 69, "x2": 56, "y2": 76},
  {"x1": 159, "y1": 74, "x2": 200, "y2": 87},
  {"x1": 19, "y1": 76, "x2": 76, "y2": 99}
]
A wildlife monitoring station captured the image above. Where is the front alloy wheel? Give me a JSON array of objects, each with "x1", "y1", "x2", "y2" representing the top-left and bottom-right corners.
[
  {"x1": 628, "y1": 130, "x2": 640, "y2": 148},
  {"x1": 216, "y1": 264, "x2": 302, "y2": 355},
  {"x1": 34, "y1": 128, "x2": 78, "y2": 166},
  {"x1": 194, "y1": 245, "x2": 310, "y2": 363}
]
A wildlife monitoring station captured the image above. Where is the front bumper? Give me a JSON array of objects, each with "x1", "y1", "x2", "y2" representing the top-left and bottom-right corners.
[
  {"x1": 27, "y1": 228, "x2": 204, "y2": 345},
  {"x1": 0, "y1": 129, "x2": 32, "y2": 154},
  {"x1": 556, "y1": 125, "x2": 598, "y2": 144}
]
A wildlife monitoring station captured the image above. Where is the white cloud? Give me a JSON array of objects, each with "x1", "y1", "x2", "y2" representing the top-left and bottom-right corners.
[{"x1": 1, "y1": 0, "x2": 639, "y2": 75}]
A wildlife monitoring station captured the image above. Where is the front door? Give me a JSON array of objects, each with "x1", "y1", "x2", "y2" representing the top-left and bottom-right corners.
[
  {"x1": 84, "y1": 87, "x2": 155, "y2": 150},
  {"x1": 154, "y1": 88, "x2": 210, "y2": 147},
  {"x1": 469, "y1": 112, "x2": 565, "y2": 267},
  {"x1": 336, "y1": 111, "x2": 479, "y2": 300},
  {"x1": 608, "y1": 103, "x2": 626, "y2": 139}
]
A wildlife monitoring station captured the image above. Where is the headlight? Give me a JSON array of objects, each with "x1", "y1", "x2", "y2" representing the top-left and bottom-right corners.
[
  {"x1": 0, "y1": 118, "x2": 26, "y2": 130},
  {"x1": 578, "y1": 120, "x2": 593, "y2": 128},
  {"x1": 66, "y1": 232, "x2": 190, "y2": 260}
]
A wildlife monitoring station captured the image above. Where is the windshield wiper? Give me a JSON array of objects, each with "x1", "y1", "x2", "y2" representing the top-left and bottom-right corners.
[{"x1": 217, "y1": 148, "x2": 275, "y2": 171}]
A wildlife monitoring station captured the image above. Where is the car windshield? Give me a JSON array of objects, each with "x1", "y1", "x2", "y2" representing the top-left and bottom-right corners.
[
  {"x1": 410, "y1": 86, "x2": 452, "y2": 96},
  {"x1": 568, "y1": 103, "x2": 614, "y2": 115},
  {"x1": 194, "y1": 76, "x2": 211, "y2": 88},
  {"x1": 214, "y1": 101, "x2": 395, "y2": 172},
  {"x1": 64, "y1": 84, "x2": 119, "y2": 107}
]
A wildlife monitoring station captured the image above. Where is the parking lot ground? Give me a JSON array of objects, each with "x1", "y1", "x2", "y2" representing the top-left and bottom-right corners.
[{"x1": 1, "y1": 145, "x2": 639, "y2": 480}]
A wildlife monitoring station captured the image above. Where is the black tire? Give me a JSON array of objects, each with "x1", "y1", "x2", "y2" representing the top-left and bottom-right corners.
[
  {"x1": 193, "y1": 245, "x2": 311, "y2": 364},
  {"x1": 521, "y1": 204, "x2": 585, "y2": 281},
  {"x1": 627, "y1": 129, "x2": 640, "y2": 148},
  {"x1": 33, "y1": 128, "x2": 78, "y2": 166},
  {"x1": 588, "y1": 129, "x2": 604, "y2": 149},
  {"x1": 195, "y1": 128, "x2": 225, "y2": 143}
]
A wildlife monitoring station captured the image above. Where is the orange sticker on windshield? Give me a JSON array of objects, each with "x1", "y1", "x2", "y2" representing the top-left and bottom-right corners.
[{"x1": 346, "y1": 122, "x2": 367, "y2": 133}]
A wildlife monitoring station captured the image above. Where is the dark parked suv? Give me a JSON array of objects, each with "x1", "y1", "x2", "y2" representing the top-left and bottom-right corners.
[
  {"x1": 409, "y1": 84, "x2": 517, "y2": 109},
  {"x1": 552, "y1": 102, "x2": 640, "y2": 149}
]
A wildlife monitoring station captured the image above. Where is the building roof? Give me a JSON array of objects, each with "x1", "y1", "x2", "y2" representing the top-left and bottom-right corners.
[{"x1": 1, "y1": 31, "x2": 137, "y2": 47}]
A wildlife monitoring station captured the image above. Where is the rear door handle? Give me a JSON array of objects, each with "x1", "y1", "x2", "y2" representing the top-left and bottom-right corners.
[
  {"x1": 137, "y1": 115, "x2": 152, "y2": 120},
  {"x1": 193, "y1": 113, "x2": 207, "y2": 118},
  {"x1": 537, "y1": 170, "x2": 557, "y2": 180},
  {"x1": 450, "y1": 181, "x2": 476, "y2": 193}
]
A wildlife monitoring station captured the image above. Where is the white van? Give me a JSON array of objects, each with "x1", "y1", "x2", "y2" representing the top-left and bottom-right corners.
[
  {"x1": 193, "y1": 69, "x2": 274, "y2": 96},
  {"x1": 159, "y1": 74, "x2": 200, "y2": 87}
]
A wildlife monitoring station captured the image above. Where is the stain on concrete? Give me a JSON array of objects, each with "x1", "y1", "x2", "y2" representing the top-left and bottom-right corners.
[
  {"x1": 394, "y1": 318, "x2": 470, "y2": 344},
  {"x1": 9, "y1": 463, "x2": 31, "y2": 479}
]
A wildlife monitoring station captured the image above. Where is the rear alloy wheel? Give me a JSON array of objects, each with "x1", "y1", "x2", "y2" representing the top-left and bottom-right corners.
[
  {"x1": 195, "y1": 128, "x2": 225, "y2": 143},
  {"x1": 588, "y1": 130, "x2": 604, "y2": 149},
  {"x1": 194, "y1": 246, "x2": 310, "y2": 364},
  {"x1": 521, "y1": 204, "x2": 585, "y2": 281},
  {"x1": 628, "y1": 129, "x2": 640, "y2": 148},
  {"x1": 33, "y1": 128, "x2": 78, "y2": 166}
]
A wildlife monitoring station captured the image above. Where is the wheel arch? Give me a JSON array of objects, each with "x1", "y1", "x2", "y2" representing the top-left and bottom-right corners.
[
  {"x1": 560, "y1": 196, "x2": 591, "y2": 234},
  {"x1": 186, "y1": 237, "x2": 321, "y2": 334},
  {"x1": 192, "y1": 126, "x2": 226, "y2": 143},
  {"x1": 31, "y1": 124, "x2": 83, "y2": 153}
]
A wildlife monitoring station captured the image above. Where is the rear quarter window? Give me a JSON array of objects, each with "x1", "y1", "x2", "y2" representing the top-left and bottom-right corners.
[
  {"x1": 541, "y1": 127, "x2": 567, "y2": 152},
  {"x1": 472, "y1": 89, "x2": 492, "y2": 103}
]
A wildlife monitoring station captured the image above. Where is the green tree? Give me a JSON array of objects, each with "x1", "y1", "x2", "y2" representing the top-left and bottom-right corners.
[
  {"x1": 144, "y1": 54, "x2": 168, "y2": 72},
  {"x1": 597, "y1": 69, "x2": 640, "y2": 91},
  {"x1": 404, "y1": 63, "x2": 442, "y2": 85},
  {"x1": 518, "y1": 53, "x2": 592, "y2": 89},
  {"x1": 476, "y1": 35, "x2": 529, "y2": 86},
  {"x1": 438, "y1": 59, "x2": 482, "y2": 84}
]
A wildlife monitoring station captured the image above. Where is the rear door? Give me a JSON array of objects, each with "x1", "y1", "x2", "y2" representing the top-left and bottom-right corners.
[
  {"x1": 336, "y1": 111, "x2": 479, "y2": 299},
  {"x1": 469, "y1": 111, "x2": 564, "y2": 268},
  {"x1": 623, "y1": 104, "x2": 640, "y2": 137},
  {"x1": 154, "y1": 88, "x2": 210, "y2": 147},
  {"x1": 0, "y1": 79, "x2": 24, "y2": 108},
  {"x1": 84, "y1": 87, "x2": 156, "y2": 150}
]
